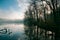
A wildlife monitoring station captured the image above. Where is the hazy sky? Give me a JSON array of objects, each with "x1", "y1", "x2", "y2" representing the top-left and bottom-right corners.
[{"x1": 0, "y1": 0, "x2": 30, "y2": 20}]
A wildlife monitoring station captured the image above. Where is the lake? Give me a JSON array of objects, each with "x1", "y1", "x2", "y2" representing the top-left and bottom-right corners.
[
  {"x1": 0, "y1": 23, "x2": 55, "y2": 40},
  {"x1": 0, "y1": 23, "x2": 27, "y2": 40}
]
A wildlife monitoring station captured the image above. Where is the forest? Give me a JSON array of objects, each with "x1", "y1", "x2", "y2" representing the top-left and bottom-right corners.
[{"x1": 24, "y1": 0, "x2": 60, "y2": 40}]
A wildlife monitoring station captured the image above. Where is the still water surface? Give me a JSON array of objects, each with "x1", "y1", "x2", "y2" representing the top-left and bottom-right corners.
[
  {"x1": 0, "y1": 23, "x2": 27, "y2": 40},
  {"x1": 0, "y1": 23, "x2": 55, "y2": 40}
]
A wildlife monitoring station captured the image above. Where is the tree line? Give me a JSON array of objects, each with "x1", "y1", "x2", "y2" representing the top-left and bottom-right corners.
[{"x1": 24, "y1": 0, "x2": 60, "y2": 40}]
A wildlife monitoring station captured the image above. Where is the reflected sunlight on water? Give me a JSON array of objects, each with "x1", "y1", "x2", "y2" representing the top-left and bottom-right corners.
[
  {"x1": 0, "y1": 24, "x2": 24, "y2": 33},
  {"x1": 0, "y1": 23, "x2": 26, "y2": 40}
]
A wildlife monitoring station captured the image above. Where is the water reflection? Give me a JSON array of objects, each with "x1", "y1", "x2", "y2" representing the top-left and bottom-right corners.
[
  {"x1": 0, "y1": 23, "x2": 55, "y2": 40},
  {"x1": 0, "y1": 23, "x2": 25, "y2": 40},
  {"x1": 0, "y1": 28, "x2": 12, "y2": 34},
  {"x1": 24, "y1": 25, "x2": 55, "y2": 40}
]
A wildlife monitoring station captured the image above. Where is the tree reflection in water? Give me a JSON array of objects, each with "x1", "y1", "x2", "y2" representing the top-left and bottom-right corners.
[
  {"x1": 24, "y1": 25, "x2": 55, "y2": 40},
  {"x1": 25, "y1": 26, "x2": 54, "y2": 40}
]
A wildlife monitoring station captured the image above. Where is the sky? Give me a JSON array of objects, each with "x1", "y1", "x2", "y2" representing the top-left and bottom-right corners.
[{"x1": 0, "y1": 0, "x2": 30, "y2": 20}]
